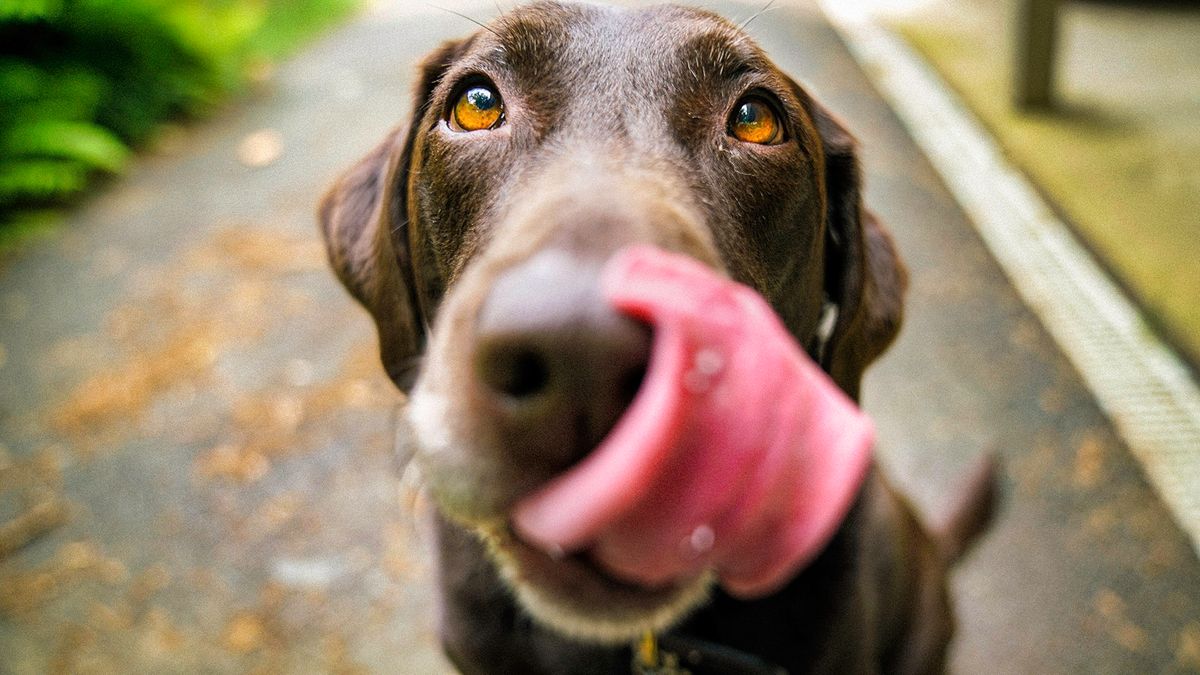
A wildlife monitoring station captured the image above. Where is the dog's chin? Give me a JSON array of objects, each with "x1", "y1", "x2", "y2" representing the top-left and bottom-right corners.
[
  {"x1": 408, "y1": 386, "x2": 713, "y2": 642},
  {"x1": 473, "y1": 522, "x2": 714, "y2": 645}
]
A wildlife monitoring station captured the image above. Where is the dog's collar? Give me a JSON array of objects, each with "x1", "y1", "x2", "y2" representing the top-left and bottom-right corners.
[{"x1": 633, "y1": 632, "x2": 787, "y2": 675}]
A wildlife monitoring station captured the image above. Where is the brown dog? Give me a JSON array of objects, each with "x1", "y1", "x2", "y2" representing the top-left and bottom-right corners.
[{"x1": 319, "y1": 3, "x2": 992, "y2": 673}]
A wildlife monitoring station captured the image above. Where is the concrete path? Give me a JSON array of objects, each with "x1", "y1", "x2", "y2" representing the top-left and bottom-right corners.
[{"x1": 0, "y1": 2, "x2": 1197, "y2": 673}]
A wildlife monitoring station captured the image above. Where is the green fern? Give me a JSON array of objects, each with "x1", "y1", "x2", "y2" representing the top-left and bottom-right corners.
[
  {"x1": 0, "y1": 0, "x2": 360, "y2": 235},
  {"x1": 0, "y1": 207, "x2": 60, "y2": 253},
  {"x1": 0, "y1": 0, "x2": 63, "y2": 21},
  {"x1": 3, "y1": 120, "x2": 129, "y2": 173},
  {"x1": 0, "y1": 159, "x2": 89, "y2": 204}
]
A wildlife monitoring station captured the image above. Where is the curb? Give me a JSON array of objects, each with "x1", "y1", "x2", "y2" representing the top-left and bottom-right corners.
[{"x1": 819, "y1": 1, "x2": 1200, "y2": 557}]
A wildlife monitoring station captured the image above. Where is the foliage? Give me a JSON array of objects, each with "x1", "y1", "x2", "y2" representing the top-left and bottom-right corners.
[{"x1": 0, "y1": 0, "x2": 357, "y2": 236}]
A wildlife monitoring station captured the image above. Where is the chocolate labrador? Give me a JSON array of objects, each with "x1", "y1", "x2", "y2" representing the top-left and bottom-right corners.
[{"x1": 318, "y1": 2, "x2": 993, "y2": 673}]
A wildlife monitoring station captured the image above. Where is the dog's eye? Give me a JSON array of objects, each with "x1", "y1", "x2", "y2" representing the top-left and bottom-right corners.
[
  {"x1": 451, "y1": 85, "x2": 504, "y2": 132},
  {"x1": 729, "y1": 98, "x2": 782, "y2": 145}
]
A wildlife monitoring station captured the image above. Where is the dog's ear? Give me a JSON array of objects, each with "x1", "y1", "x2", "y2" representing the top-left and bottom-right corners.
[
  {"x1": 318, "y1": 39, "x2": 470, "y2": 392},
  {"x1": 803, "y1": 96, "x2": 907, "y2": 401}
]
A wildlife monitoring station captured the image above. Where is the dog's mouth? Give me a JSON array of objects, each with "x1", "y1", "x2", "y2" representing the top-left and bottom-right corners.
[
  {"x1": 476, "y1": 521, "x2": 714, "y2": 644},
  {"x1": 496, "y1": 245, "x2": 874, "y2": 610},
  {"x1": 501, "y1": 525, "x2": 679, "y2": 594},
  {"x1": 412, "y1": 245, "x2": 874, "y2": 641}
]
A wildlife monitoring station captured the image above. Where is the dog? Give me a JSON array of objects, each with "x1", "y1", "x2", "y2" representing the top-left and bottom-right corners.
[{"x1": 319, "y1": 3, "x2": 994, "y2": 673}]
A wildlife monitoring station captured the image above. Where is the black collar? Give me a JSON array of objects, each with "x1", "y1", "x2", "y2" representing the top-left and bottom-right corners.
[{"x1": 634, "y1": 633, "x2": 788, "y2": 675}]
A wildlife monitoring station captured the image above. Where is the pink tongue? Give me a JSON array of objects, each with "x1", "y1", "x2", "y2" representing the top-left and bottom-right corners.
[{"x1": 511, "y1": 246, "x2": 874, "y2": 598}]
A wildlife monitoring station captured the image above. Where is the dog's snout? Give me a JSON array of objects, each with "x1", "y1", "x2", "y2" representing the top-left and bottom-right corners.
[{"x1": 473, "y1": 250, "x2": 651, "y2": 468}]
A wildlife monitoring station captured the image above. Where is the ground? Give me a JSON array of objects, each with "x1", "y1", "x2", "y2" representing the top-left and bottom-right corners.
[{"x1": 0, "y1": 1, "x2": 1198, "y2": 673}]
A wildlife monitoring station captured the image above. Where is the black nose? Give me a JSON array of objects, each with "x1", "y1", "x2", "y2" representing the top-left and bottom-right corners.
[{"x1": 473, "y1": 250, "x2": 651, "y2": 470}]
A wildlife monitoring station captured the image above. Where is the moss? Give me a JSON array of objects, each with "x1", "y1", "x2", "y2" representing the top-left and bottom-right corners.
[{"x1": 894, "y1": 8, "x2": 1200, "y2": 366}]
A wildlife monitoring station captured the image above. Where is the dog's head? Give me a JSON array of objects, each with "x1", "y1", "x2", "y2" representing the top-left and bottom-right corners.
[{"x1": 319, "y1": 1, "x2": 904, "y2": 643}]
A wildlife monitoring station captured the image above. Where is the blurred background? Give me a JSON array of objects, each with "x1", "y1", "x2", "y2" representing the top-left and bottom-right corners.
[
  {"x1": 878, "y1": 0, "x2": 1200, "y2": 381},
  {"x1": 1, "y1": 0, "x2": 1198, "y2": 673},
  {"x1": 0, "y1": 0, "x2": 357, "y2": 247}
]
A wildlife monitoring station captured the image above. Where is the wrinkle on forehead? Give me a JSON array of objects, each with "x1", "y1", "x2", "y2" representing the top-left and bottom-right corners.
[
  {"x1": 675, "y1": 28, "x2": 767, "y2": 83},
  {"x1": 475, "y1": 2, "x2": 763, "y2": 81},
  {"x1": 482, "y1": 1, "x2": 593, "y2": 74}
]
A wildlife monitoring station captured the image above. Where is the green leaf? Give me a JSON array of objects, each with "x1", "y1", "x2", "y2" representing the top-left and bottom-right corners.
[
  {"x1": 0, "y1": 159, "x2": 89, "y2": 204},
  {"x1": 0, "y1": 62, "x2": 106, "y2": 121},
  {"x1": 3, "y1": 120, "x2": 130, "y2": 172},
  {"x1": 0, "y1": 207, "x2": 62, "y2": 252},
  {"x1": 0, "y1": 0, "x2": 63, "y2": 21}
]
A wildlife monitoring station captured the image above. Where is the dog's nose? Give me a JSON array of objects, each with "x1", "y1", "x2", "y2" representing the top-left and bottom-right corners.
[{"x1": 473, "y1": 250, "x2": 651, "y2": 469}]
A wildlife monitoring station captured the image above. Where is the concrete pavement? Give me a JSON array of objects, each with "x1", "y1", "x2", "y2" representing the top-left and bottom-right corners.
[{"x1": 0, "y1": 1, "x2": 1197, "y2": 673}]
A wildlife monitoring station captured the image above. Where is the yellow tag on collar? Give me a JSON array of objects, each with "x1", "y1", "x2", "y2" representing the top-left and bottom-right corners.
[
  {"x1": 632, "y1": 631, "x2": 690, "y2": 674},
  {"x1": 636, "y1": 631, "x2": 659, "y2": 668}
]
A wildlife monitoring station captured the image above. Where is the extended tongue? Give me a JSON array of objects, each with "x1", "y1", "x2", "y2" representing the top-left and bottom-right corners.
[
  {"x1": 510, "y1": 248, "x2": 739, "y2": 552},
  {"x1": 512, "y1": 246, "x2": 874, "y2": 596},
  {"x1": 510, "y1": 322, "x2": 691, "y2": 551}
]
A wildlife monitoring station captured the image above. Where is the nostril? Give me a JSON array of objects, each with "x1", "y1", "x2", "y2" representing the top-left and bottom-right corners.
[
  {"x1": 480, "y1": 345, "x2": 552, "y2": 400},
  {"x1": 617, "y1": 362, "x2": 647, "y2": 408},
  {"x1": 501, "y1": 349, "x2": 551, "y2": 399}
]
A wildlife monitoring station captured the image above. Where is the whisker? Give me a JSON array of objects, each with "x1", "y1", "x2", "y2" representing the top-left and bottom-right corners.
[
  {"x1": 426, "y1": 3, "x2": 501, "y2": 37},
  {"x1": 740, "y1": 0, "x2": 778, "y2": 30}
]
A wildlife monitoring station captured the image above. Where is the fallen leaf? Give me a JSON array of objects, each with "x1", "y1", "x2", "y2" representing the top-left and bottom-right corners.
[
  {"x1": 1177, "y1": 622, "x2": 1200, "y2": 670},
  {"x1": 1072, "y1": 433, "x2": 1105, "y2": 489},
  {"x1": 0, "y1": 499, "x2": 68, "y2": 559},
  {"x1": 1093, "y1": 588, "x2": 1149, "y2": 653},
  {"x1": 237, "y1": 129, "x2": 283, "y2": 168},
  {"x1": 1094, "y1": 588, "x2": 1125, "y2": 619},
  {"x1": 194, "y1": 444, "x2": 271, "y2": 484},
  {"x1": 223, "y1": 612, "x2": 267, "y2": 653}
]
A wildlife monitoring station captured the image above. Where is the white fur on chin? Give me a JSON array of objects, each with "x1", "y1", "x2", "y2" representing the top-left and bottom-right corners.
[{"x1": 477, "y1": 523, "x2": 716, "y2": 645}]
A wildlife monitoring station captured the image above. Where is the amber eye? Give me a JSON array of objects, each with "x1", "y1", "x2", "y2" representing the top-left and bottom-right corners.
[
  {"x1": 451, "y1": 85, "x2": 504, "y2": 132},
  {"x1": 729, "y1": 98, "x2": 783, "y2": 145}
]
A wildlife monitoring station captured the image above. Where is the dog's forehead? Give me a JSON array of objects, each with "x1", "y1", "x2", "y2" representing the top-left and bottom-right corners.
[{"x1": 474, "y1": 2, "x2": 770, "y2": 84}]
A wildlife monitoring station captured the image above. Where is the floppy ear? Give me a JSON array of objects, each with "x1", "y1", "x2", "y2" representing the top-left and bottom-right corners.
[
  {"x1": 805, "y1": 98, "x2": 907, "y2": 401},
  {"x1": 318, "y1": 39, "x2": 470, "y2": 392}
]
